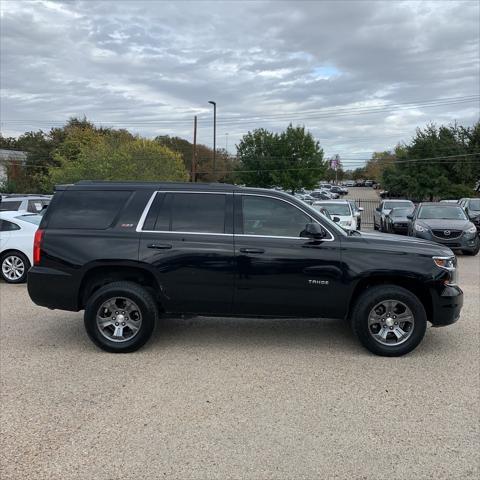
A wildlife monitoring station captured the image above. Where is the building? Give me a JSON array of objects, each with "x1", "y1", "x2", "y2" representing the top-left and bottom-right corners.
[{"x1": 0, "y1": 149, "x2": 28, "y2": 183}]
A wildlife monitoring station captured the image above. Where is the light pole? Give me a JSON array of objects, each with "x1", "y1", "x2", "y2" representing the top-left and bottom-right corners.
[{"x1": 208, "y1": 100, "x2": 216, "y2": 176}]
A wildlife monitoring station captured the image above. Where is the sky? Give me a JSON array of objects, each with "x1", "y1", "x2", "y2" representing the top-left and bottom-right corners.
[{"x1": 1, "y1": 0, "x2": 479, "y2": 169}]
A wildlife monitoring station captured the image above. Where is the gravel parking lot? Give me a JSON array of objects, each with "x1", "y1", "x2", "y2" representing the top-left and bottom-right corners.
[{"x1": 1, "y1": 255, "x2": 479, "y2": 480}]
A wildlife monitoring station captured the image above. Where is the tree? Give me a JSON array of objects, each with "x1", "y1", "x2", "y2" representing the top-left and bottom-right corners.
[
  {"x1": 155, "y1": 135, "x2": 237, "y2": 183},
  {"x1": 363, "y1": 151, "x2": 396, "y2": 182},
  {"x1": 382, "y1": 122, "x2": 479, "y2": 200},
  {"x1": 235, "y1": 124, "x2": 326, "y2": 193},
  {"x1": 47, "y1": 128, "x2": 188, "y2": 188}
]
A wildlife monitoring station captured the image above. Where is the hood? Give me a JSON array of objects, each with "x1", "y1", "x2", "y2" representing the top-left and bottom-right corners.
[
  {"x1": 415, "y1": 218, "x2": 471, "y2": 230},
  {"x1": 357, "y1": 231, "x2": 454, "y2": 256},
  {"x1": 391, "y1": 215, "x2": 410, "y2": 222}
]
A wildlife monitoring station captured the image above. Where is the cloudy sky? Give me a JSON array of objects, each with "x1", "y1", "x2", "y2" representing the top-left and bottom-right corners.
[{"x1": 1, "y1": 0, "x2": 479, "y2": 168}]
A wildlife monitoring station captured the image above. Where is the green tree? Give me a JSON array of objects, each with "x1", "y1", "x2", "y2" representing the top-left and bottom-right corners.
[
  {"x1": 382, "y1": 122, "x2": 480, "y2": 200},
  {"x1": 235, "y1": 128, "x2": 279, "y2": 187},
  {"x1": 235, "y1": 125, "x2": 326, "y2": 193},
  {"x1": 48, "y1": 130, "x2": 188, "y2": 188}
]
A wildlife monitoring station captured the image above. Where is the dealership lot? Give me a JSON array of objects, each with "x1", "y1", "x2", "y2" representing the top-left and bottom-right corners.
[{"x1": 0, "y1": 255, "x2": 478, "y2": 480}]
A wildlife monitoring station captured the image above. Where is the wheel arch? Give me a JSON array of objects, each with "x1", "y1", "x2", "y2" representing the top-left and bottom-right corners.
[
  {"x1": 78, "y1": 263, "x2": 165, "y2": 311},
  {"x1": 347, "y1": 275, "x2": 433, "y2": 321}
]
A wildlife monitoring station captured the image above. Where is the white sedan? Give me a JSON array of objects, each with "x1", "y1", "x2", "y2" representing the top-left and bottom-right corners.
[
  {"x1": 0, "y1": 211, "x2": 41, "y2": 283},
  {"x1": 312, "y1": 200, "x2": 357, "y2": 232}
]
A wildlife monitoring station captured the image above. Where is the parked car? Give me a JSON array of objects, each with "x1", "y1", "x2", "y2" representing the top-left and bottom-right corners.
[
  {"x1": 344, "y1": 180, "x2": 356, "y2": 187},
  {"x1": 28, "y1": 181, "x2": 463, "y2": 356},
  {"x1": 311, "y1": 200, "x2": 357, "y2": 232},
  {"x1": 0, "y1": 194, "x2": 51, "y2": 213},
  {"x1": 310, "y1": 191, "x2": 333, "y2": 200},
  {"x1": 0, "y1": 212, "x2": 42, "y2": 283},
  {"x1": 384, "y1": 207, "x2": 415, "y2": 235},
  {"x1": 330, "y1": 185, "x2": 347, "y2": 196},
  {"x1": 439, "y1": 199, "x2": 459, "y2": 203},
  {"x1": 364, "y1": 180, "x2": 374, "y2": 187},
  {"x1": 347, "y1": 199, "x2": 364, "y2": 230},
  {"x1": 408, "y1": 203, "x2": 479, "y2": 255},
  {"x1": 315, "y1": 206, "x2": 332, "y2": 220},
  {"x1": 458, "y1": 198, "x2": 480, "y2": 233},
  {"x1": 374, "y1": 199, "x2": 415, "y2": 232},
  {"x1": 355, "y1": 180, "x2": 366, "y2": 187}
]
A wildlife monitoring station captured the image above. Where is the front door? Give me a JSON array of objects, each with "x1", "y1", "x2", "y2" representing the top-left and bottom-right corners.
[
  {"x1": 232, "y1": 194, "x2": 344, "y2": 318},
  {"x1": 139, "y1": 191, "x2": 235, "y2": 314}
]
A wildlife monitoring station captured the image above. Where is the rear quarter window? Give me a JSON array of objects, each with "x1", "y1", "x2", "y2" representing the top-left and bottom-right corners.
[
  {"x1": 48, "y1": 190, "x2": 132, "y2": 229},
  {"x1": 0, "y1": 201, "x2": 21, "y2": 211}
]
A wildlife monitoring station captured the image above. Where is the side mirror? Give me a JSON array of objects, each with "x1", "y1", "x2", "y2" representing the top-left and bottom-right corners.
[
  {"x1": 375, "y1": 207, "x2": 381, "y2": 212},
  {"x1": 301, "y1": 222, "x2": 327, "y2": 239},
  {"x1": 384, "y1": 209, "x2": 392, "y2": 216},
  {"x1": 332, "y1": 216, "x2": 340, "y2": 223},
  {"x1": 407, "y1": 214, "x2": 413, "y2": 220}
]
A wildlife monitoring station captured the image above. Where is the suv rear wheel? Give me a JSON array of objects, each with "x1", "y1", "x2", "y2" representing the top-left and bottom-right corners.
[
  {"x1": 84, "y1": 281, "x2": 158, "y2": 353},
  {"x1": 351, "y1": 285, "x2": 427, "y2": 356}
]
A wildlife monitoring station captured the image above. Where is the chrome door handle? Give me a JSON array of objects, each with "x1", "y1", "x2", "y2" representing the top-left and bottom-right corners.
[
  {"x1": 239, "y1": 248, "x2": 265, "y2": 254},
  {"x1": 148, "y1": 243, "x2": 172, "y2": 250}
]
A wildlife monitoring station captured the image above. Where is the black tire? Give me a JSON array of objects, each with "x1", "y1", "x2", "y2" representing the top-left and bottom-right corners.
[
  {"x1": 373, "y1": 221, "x2": 379, "y2": 230},
  {"x1": 350, "y1": 285, "x2": 427, "y2": 357},
  {"x1": 0, "y1": 251, "x2": 30, "y2": 284},
  {"x1": 84, "y1": 281, "x2": 158, "y2": 353}
]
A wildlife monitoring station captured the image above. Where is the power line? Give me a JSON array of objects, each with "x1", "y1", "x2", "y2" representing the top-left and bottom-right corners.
[{"x1": 2, "y1": 95, "x2": 478, "y2": 128}]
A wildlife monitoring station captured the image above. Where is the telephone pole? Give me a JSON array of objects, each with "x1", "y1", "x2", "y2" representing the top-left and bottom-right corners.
[{"x1": 191, "y1": 116, "x2": 197, "y2": 182}]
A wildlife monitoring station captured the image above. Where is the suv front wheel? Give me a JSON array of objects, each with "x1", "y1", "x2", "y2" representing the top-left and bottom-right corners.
[
  {"x1": 351, "y1": 285, "x2": 427, "y2": 356},
  {"x1": 84, "y1": 281, "x2": 158, "y2": 353}
]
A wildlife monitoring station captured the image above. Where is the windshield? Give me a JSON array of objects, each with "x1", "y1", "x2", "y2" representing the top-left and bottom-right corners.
[
  {"x1": 16, "y1": 214, "x2": 42, "y2": 225},
  {"x1": 314, "y1": 203, "x2": 351, "y2": 216},
  {"x1": 384, "y1": 201, "x2": 413, "y2": 210},
  {"x1": 391, "y1": 208, "x2": 414, "y2": 217},
  {"x1": 418, "y1": 205, "x2": 467, "y2": 220},
  {"x1": 469, "y1": 199, "x2": 480, "y2": 211}
]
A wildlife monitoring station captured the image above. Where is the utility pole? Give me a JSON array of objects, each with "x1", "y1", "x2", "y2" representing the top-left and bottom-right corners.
[
  {"x1": 191, "y1": 116, "x2": 197, "y2": 182},
  {"x1": 208, "y1": 100, "x2": 216, "y2": 176},
  {"x1": 225, "y1": 132, "x2": 229, "y2": 152}
]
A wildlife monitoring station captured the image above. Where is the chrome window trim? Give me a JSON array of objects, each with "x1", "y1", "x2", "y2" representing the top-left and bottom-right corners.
[
  {"x1": 137, "y1": 190, "x2": 336, "y2": 241},
  {"x1": 136, "y1": 191, "x2": 158, "y2": 232}
]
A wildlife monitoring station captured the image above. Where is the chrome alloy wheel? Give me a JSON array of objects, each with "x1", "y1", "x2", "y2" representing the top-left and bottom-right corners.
[
  {"x1": 368, "y1": 299, "x2": 415, "y2": 346},
  {"x1": 1, "y1": 255, "x2": 25, "y2": 281},
  {"x1": 96, "y1": 297, "x2": 143, "y2": 343}
]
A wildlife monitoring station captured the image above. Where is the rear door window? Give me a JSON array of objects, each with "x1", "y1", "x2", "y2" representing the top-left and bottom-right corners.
[
  {"x1": 171, "y1": 193, "x2": 226, "y2": 233},
  {"x1": 48, "y1": 191, "x2": 132, "y2": 229},
  {"x1": 145, "y1": 192, "x2": 227, "y2": 234}
]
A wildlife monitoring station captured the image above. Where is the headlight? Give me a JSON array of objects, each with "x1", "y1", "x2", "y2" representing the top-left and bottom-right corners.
[
  {"x1": 465, "y1": 225, "x2": 477, "y2": 234},
  {"x1": 414, "y1": 223, "x2": 428, "y2": 232},
  {"x1": 433, "y1": 256, "x2": 455, "y2": 269},
  {"x1": 433, "y1": 256, "x2": 458, "y2": 285}
]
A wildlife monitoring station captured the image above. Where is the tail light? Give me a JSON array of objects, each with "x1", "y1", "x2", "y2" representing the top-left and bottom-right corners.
[{"x1": 33, "y1": 229, "x2": 45, "y2": 265}]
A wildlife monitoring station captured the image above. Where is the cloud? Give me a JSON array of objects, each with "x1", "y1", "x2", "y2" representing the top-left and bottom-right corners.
[{"x1": 0, "y1": 0, "x2": 479, "y2": 166}]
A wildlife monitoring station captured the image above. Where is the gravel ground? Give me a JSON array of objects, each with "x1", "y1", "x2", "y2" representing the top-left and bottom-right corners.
[{"x1": 0, "y1": 255, "x2": 479, "y2": 480}]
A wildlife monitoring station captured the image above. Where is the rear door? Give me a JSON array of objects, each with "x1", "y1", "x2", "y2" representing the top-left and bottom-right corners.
[
  {"x1": 232, "y1": 193, "x2": 344, "y2": 318},
  {"x1": 139, "y1": 191, "x2": 235, "y2": 315}
]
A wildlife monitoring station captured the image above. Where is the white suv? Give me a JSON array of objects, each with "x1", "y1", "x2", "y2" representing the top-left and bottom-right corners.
[{"x1": 0, "y1": 195, "x2": 51, "y2": 213}]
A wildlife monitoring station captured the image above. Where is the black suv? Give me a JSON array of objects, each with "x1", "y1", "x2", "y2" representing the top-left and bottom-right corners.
[{"x1": 28, "y1": 182, "x2": 463, "y2": 356}]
